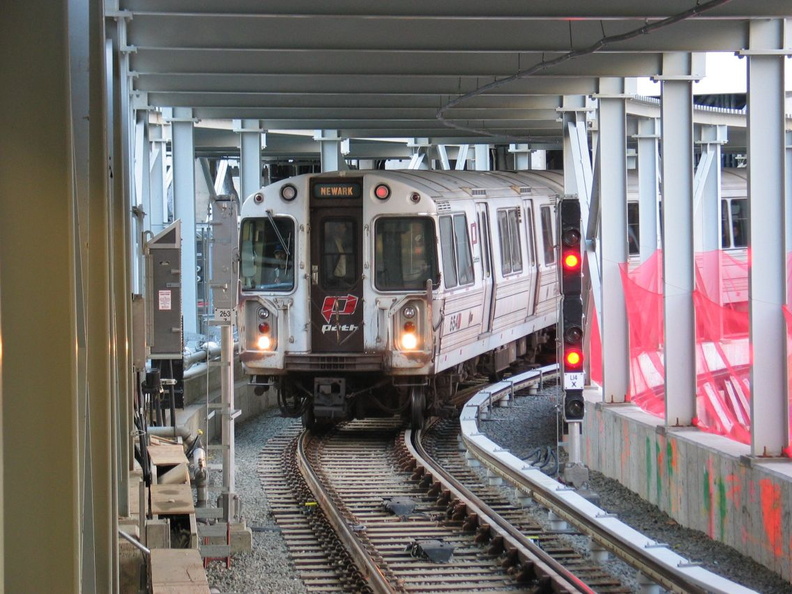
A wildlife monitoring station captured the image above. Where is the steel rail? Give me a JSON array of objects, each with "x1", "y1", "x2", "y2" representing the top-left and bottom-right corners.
[
  {"x1": 460, "y1": 367, "x2": 758, "y2": 594},
  {"x1": 295, "y1": 430, "x2": 395, "y2": 594},
  {"x1": 405, "y1": 425, "x2": 593, "y2": 594}
]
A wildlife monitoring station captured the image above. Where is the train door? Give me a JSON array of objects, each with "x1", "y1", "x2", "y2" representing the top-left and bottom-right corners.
[
  {"x1": 309, "y1": 179, "x2": 365, "y2": 353},
  {"x1": 475, "y1": 202, "x2": 496, "y2": 334}
]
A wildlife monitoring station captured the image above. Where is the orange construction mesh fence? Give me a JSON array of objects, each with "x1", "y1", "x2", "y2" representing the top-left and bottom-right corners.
[{"x1": 617, "y1": 249, "x2": 754, "y2": 444}]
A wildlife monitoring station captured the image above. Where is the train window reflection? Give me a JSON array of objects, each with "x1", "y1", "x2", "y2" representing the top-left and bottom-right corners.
[
  {"x1": 374, "y1": 217, "x2": 438, "y2": 290},
  {"x1": 498, "y1": 207, "x2": 523, "y2": 275},
  {"x1": 323, "y1": 219, "x2": 356, "y2": 289},
  {"x1": 240, "y1": 217, "x2": 295, "y2": 291},
  {"x1": 628, "y1": 202, "x2": 640, "y2": 255}
]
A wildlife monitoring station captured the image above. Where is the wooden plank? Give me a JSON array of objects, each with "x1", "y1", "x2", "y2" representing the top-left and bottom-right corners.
[
  {"x1": 148, "y1": 444, "x2": 189, "y2": 467},
  {"x1": 149, "y1": 549, "x2": 210, "y2": 594},
  {"x1": 151, "y1": 483, "x2": 195, "y2": 515}
]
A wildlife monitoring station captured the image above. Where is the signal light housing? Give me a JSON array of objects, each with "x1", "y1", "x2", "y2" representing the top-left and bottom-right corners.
[
  {"x1": 559, "y1": 198, "x2": 582, "y2": 296},
  {"x1": 557, "y1": 196, "x2": 585, "y2": 422}
]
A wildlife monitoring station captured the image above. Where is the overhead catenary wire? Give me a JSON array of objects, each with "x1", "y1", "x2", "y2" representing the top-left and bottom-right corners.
[{"x1": 435, "y1": 0, "x2": 735, "y2": 140}]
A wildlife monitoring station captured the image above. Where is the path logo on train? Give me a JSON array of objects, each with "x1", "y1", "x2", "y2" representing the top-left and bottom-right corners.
[{"x1": 320, "y1": 294, "x2": 359, "y2": 323}]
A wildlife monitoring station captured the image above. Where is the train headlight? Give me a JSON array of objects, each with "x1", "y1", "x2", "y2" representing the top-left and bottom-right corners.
[
  {"x1": 402, "y1": 305, "x2": 417, "y2": 319},
  {"x1": 400, "y1": 327, "x2": 419, "y2": 350},
  {"x1": 251, "y1": 306, "x2": 275, "y2": 351},
  {"x1": 280, "y1": 184, "x2": 297, "y2": 201}
]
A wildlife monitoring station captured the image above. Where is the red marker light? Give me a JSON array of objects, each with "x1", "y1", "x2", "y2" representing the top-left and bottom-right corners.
[
  {"x1": 258, "y1": 322, "x2": 270, "y2": 334},
  {"x1": 565, "y1": 348, "x2": 583, "y2": 368},
  {"x1": 563, "y1": 252, "x2": 581, "y2": 270},
  {"x1": 374, "y1": 184, "x2": 391, "y2": 200}
]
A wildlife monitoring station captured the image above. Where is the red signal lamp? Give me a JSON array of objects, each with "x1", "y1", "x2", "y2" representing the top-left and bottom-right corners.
[
  {"x1": 564, "y1": 347, "x2": 583, "y2": 369},
  {"x1": 563, "y1": 251, "x2": 581, "y2": 270}
]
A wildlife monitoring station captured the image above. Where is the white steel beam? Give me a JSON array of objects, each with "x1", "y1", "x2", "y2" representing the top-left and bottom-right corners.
[
  {"x1": 474, "y1": 144, "x2": 491, "y2": 171},
  {"x1": 658, "y1": 52, "x2": 704, "y2": 426},
  {"x1": 595, "y1": 79, "x2": 630, "y2": 403},
  {"x1": 314, "y1": 129, "x2": 349, "y2": 172},
  {"x1": 743, "y1": 19, "x2": 790, "y2": 457},
  {"x1": 693, "y1": 125, "x2": 727, "y2": 253},
  {"x1": 168, "y1": 107, "x2": 198, "y2": 337},
  {"x1": 634, "y1": 117, "x2": 661, "y2": 263},
  {"x1": 148, "y1": 122, "x2": 167, "y2": 233},
  {"x1": 236, "y1": 119, "x2": 265, "y2": 200}
]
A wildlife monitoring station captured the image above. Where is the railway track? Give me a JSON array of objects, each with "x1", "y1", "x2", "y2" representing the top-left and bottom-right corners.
[
  {"x1": 258, "y1": 370, "x2": 760, "y2": 593},
  {"x1": 261, "y1": 415, "x2": 635, "y2": 592}
]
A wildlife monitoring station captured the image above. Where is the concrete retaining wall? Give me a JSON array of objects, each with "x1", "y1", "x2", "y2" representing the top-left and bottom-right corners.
[{"x1": 582, "y1": 391, "x2": 792, "y2": 581}]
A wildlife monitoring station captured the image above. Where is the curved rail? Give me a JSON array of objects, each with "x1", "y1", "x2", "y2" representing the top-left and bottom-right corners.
[
  {"x1": 459, "y1": 366, "x2": 758, "y2": 594},
  {"x1": 405, "y1": 425, "x2": 593, "y2": 593},
  {"x1": 295, "y1": 430, "x2": 394, "y2": 594}
]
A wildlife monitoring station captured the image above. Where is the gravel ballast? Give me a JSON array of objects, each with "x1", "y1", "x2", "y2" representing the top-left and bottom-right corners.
[{"x1": 206, "y1": 394, "x2": 791, "y2": 593}]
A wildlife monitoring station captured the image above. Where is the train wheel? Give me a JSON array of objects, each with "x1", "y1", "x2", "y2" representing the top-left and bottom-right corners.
[{"x1": 410, "y1": 386, "x2": 426, "y2": 430}]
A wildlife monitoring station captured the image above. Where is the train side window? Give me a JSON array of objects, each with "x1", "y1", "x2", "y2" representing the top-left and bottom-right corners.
[
  {"x1": 454, "y1": 214, "x2": 475, "y2": 284},
  {"x1": 540, "y1": 205, "x2": 555, "y2": 265},
  {"x1": 239, "y1": 217, "x2": 295, "y2": 291},
  {"x1": 439, "y1": 214, "x2": 474, "y2": 289},
  {"x1": 628, "y1": 202, "x2": 640, "y2": 255},
  {"x1": 730, "y1": 199, "x2": 747, "y2": 248},
  {"x1": 497, "y1": 207, "x2": 523, "y2": 275},
  {"x1": 439, "y1": 216, "x2": 458, "y2": 288}
]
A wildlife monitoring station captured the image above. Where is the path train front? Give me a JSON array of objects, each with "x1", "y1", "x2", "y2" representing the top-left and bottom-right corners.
[{"x1": 237, "y1": 170, "x2": 562, "y2": 429}]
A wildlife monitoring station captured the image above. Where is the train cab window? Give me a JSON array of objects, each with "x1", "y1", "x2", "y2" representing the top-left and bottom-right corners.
[
  {"x1": 323, "y1": 219, "x2": 357, "y2": 289},
  {"x1": 239, "y1": 217, "x2": 295, "y2": 291},
  {"x1": 374, "y1": 217, "x2": 438, "y2": 291},
  {"x1": 497, "y1": 208, "x2": 523, "y2": 275},
  {"x1": 540, "y1": 206, "x2": 555, "y2": 265},
  {"x1": 439, "y1": 213, "x2": 474, "y2": 289}
]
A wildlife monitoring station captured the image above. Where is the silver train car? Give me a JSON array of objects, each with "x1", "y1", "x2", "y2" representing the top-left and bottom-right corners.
[{"x1": 237, "y1": 170, "x2": 563, "y2": 428}]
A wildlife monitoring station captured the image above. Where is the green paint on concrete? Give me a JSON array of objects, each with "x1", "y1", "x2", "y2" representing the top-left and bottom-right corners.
[
  {"x1": 645, "y1": 437, "x2": 651, "y2": 498},
  {"x1": 666, "y1": 440, "x2": 674, "y2": 478},
  {"x1": 717, "y1": 477, "x2": 728, "y2": 541},
  {"x1": 655, "y1": 439, "x2": 662, "y2": 502}
]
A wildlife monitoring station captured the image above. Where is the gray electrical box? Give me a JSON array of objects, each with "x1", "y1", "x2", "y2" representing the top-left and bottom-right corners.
[
  {"x1": 209, "y1": 195, "x2": 239, "y2": 322},
  {"x1": 145, "y1": 220, "x2": 183, "y2": 358}
]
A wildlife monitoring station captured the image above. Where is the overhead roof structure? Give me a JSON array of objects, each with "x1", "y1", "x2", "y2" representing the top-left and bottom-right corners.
[{"x1": 119, "y1": 0, "x2": 791, "y2": 146}]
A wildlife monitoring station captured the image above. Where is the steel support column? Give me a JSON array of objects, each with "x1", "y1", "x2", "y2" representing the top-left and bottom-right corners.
[
  {"x1": 474, "y1": 144, "x2": 491, "y2": 171},
  {"x1": 595, "y1": 79, "x2": 630, "y2": 403},
  {"x1": 1, "y1": 0, "x2": 117, "y2": 590},
  {"x1": 147, "y1": 121, "x2": 167, "y2": 233},
  {"x1": 168, "y1": 107, "x2": 198, "y2": 337},
  {"x1": 657, "y1": 52, "x2": 704, "y2": 426},
  {"x1": 743, "y1": 19, "x2": 790, "y2": 456},
  {"x1": 634, "y1": 118, "x2": 661, "y2": 263},
  {"x1": 315, "y1": 129, "x2": 349, "y2": 172},
  {"x1": 694, "y1": 125, "x2": 727, "y2": 253},
  {"x1": 236, "y1": 119, "x2": 265, "y2": 201}
]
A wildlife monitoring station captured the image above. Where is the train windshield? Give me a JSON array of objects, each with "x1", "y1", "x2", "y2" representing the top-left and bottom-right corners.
[
  {"x1": 239, "y1": 217, "x2": 295, "y2": 291},
  {"x1": 374, "y1": 217, "x2": 438, "y2": 290}
]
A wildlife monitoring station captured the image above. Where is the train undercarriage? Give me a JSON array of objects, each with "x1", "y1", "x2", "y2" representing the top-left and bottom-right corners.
[{"x1": 251, "y1": 329, "x2": 555, "y2": 431}]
